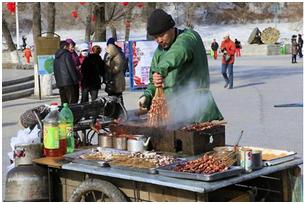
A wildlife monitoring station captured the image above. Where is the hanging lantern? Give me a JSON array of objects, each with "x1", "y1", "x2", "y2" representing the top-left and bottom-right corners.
[
  {"x1": 71, "y1": 10, "x2": 78, "y2": 19},
  {"x1": 6, "y1": 2, "x2": 16, "y2": 14},
  {"x1": 79, "y1": 2, "x2": 86, "y2": 6},
  {"x1": 91, "y1": 15, "x2": 96, "y2": 22},
  {"x1": 136, "y1": 3, "x2": 144, "y2": 8},
  {"x1": 120, "y1": 2, "x2": 129, "y2": 6}
]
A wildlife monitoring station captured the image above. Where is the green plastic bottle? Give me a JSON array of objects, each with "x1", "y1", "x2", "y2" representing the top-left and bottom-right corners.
[{"x1": 59, "y1": 103, "x2": 74, "y2": 154}]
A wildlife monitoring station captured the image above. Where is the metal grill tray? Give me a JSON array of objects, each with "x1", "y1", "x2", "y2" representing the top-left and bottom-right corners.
[
  {"x1": 157, "y1": 162, "x2": 243, "y2": 181},
  {"x1": 63, "y1": 147, "x2": 130, "y2": 167}
]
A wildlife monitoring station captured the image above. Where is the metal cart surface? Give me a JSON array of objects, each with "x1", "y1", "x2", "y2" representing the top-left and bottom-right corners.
[{"x1": 33, "y1": 154, "x2": 303, "y2": 202}]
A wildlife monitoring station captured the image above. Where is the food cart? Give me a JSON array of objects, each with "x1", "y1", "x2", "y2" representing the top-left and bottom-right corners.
[
  {"x1": 31, "y1": 119, "x2": 303, "y2": 202},
  {"x1": 32, "y1": 151, "x2": 302, "y2": 202},
  {"x1": 10, "y1": 98, "x2": 303, "y2": 202}
]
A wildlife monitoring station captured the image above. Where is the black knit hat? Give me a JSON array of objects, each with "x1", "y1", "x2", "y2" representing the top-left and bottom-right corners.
[{"x1": 147, "y1": 9, "x2": 175, "y2": 36}]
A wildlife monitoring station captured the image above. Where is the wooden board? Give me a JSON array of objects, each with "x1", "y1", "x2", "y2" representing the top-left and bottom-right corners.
[{"x1": 33, "y1": 157, "x2": 63, "y2": 169}]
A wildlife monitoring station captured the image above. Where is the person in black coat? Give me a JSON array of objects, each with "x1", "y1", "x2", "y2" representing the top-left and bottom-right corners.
[
  {"x1": 80, "y1": 45, "x2": 105, "y2": 103},
  {"x1": 211, "y1": 39, "x2": 219, "y2": 60},
  {"x1": 54, "y1": 41, "x2": 79, "y2": 105},
  {"x1": 298, "y1": 34, "x2": 303, "y2": 58},
  {"x1": 234, "y1": 39, "x2": 241, "y2": 57}
]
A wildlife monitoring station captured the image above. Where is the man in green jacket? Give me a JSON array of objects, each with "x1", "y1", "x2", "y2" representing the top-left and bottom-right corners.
[{"x1": 138, "y1": 9, "x2": 223, "y2": 124}]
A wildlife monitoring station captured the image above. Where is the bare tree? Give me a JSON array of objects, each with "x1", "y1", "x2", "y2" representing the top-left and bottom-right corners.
[
  {"x1": 85, "y1": 3, "x2": 92, "y2": 41},
  {"x1": 93, "y1": 3, "x2": 106, "y2": 41},
  {"x1": 32, "y1": 3, "x2": 42, "y2": 44},
  {"x1": 124, "y1": 3, "x2": 134, "y2": 41},
  {"x1": 146, "y1": 2, "x2": 156, "y2": 40},
  {"x1": 185, "y1": 3, "x2": 197, "y2": 28},
  {"x1": 2, "y1": 18, "x2": 16, "y2": 51},
  {"x1": 47, "y1": 2, "x2": 55, "y2": 36}
]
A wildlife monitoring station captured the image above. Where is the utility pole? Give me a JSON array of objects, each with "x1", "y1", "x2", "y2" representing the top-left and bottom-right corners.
[{"x1": 16, "y1": 2, "x2": 20, "y2": 50}]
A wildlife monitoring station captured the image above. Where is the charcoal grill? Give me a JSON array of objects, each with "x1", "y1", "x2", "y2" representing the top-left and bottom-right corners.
[{"x1": 109, "y1": 120, "x2": 225, "y2": 156}]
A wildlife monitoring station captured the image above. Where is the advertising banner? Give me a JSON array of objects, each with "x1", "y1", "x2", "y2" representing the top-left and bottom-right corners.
[{"x1": 128, "y1": 41, "x2": 156, "y2": 90}]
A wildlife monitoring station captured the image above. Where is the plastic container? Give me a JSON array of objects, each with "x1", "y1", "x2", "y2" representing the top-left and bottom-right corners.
[
  {"x1": 43, "y1": 102, "x2": 60, "y2": 157},
  {"x1": 59, "y1": 103, "x2": 74, "y2": 154}
]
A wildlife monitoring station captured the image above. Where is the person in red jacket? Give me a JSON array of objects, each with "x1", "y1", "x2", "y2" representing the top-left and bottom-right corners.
[
  {"x1": 23, "y1": 46, "x2": 32, "y2": 64},
  {"x1": 220, "y1": 34, "x2": 236, "y2": 89}
]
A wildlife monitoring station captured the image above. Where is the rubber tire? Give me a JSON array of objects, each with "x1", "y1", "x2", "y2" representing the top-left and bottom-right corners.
[{"x1": 69, "y1": 178, "x2": 128, "y2": 202}]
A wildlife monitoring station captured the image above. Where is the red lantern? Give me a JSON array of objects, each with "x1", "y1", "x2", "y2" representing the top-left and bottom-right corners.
[
  {"x1": 71, "y1": 10, "x2": 78, "y2": 19},
  {"x1": 91, "y1": 15, "x2": 96, "y2": 22},
  {"x1": 79, "y1": 2, "x2": 86, "y2": 6},
  {"x1": 120, "y1": 2, "x2": 129, "y2": 6},
  {"x1": 6, "y1": 2, "x2": 16, "y2": 14},
  {"x1": 136, "y1": 3, "x2": 144, "y2": 8}
]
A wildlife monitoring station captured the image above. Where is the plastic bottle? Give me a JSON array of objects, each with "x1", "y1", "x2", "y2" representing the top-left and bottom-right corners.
[
  {"x1": 43, "y1": 102, "x2": 60, "y2": 157},
  {"x1": 59, "y1": 103, "x2": 74, "y2": 154}
]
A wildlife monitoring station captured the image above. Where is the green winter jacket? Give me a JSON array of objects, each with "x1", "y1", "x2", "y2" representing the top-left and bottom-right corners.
[{"x1": 143, "y1": 28, "x2": 223, "y2": 123}]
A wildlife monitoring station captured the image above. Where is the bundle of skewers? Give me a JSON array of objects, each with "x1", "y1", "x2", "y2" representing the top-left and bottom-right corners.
[
  {"x1": 147, "y1": 87, "x2": 169, "y2": 127},
  {"x1": 174, "y1": 149, "x2": 238, "y2": 174}
]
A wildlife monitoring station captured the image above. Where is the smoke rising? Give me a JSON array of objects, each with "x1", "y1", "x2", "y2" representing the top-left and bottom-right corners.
[{"x1": 166, "y1": 81, "x2": 211, "y2": 128}]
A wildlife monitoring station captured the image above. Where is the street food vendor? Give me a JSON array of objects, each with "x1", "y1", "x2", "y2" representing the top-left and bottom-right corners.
[{"x1": 138, "y1": 9, "x2": 223, "y2": 123}]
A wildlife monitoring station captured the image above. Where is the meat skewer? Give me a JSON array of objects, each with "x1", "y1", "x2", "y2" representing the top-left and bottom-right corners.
[{"x1": 147, "y1": 87, "x2": 169, "y2": 127}]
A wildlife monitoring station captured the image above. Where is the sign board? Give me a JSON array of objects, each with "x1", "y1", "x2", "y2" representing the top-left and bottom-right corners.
[
  {"x1": 128, "y1": 41, "x2": 156, "y2": 90},
  {"x1": 37, "y1": 55, "x2": 55, "y2": 75},
  {"x1": 36, "y1": 35, "x2": 60, "y2": 55}
]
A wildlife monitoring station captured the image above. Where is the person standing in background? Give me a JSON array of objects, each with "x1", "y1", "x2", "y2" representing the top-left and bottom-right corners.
[
  {"x1": 298, "y1": 34, "x2": 303, "y2": 58},
  {"x1": 211, "y1": 39, "x2": 219, "y2": 60},
  {"x1": 291, "y1": 35, "x2": 298, "y2": 63},
  {"x1": 66, "y1": 39, "x2": 81, "y2": 103},
  {"x1": 104, "y1": 38, "x2": 126, "y2": 117},
  {"x1": 23, "y1": 46, "x2": 32, "y2": 64},
  {"x1": 234, "y1": 38, "x2": 241, "y2": 57},
  {"x1": 221, "y1": 34, "x2": 236, "y2": 89},
  {"x1": 54, "y1": 41, "x2": 79, "y2": 105},
  {"x1": 80, "y1": 45, "x2": 105, "y2": 103}
]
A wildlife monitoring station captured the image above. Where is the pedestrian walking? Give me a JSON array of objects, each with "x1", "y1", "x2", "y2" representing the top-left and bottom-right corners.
[
  {"x1": 234, "y1": 39, "x2": 242, "y2": 57},
  {"x1": 298, "y1": 34, "x2": 303, "y2": 58},
  {"x1": 53, "y1": 41, "x2": 79, "y2": 105},
  {"x1": 211, "y1": 39, "x2": 219, "y2": 60},
  {"x1": 66, "y1": 38, "x2": 81, "y2": 102},
  {"x1": 23, "y1": 46, "x2": 32, "y2": 64},
  {"x1": 291, "y1": 35, "x2": 298, "y2": 63},
  {"x1": 80, "y1": 45, "x2": 105, "y2": 103},
  {"x1": 104, "y1": 38, "x2": 126, "y2": 117},
  {"x1": 220, "y1": 34, "x2": 236, "y2": 89}
]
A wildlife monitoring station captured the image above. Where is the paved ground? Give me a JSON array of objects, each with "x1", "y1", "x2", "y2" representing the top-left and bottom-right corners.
[{"x1": 1, "y1": 55, "x2": 303, "y2": 197}]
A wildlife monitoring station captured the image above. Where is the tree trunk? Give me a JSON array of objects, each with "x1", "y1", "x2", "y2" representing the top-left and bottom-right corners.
[
  {"x1": 47, "y1": 2, "x2": 55, "y2": 37},
  {"x1": 110, "y1": 24, "x2": 117, "y2": 39},
  {"x1": 124, "y1": 6, "x2": 132, "y2": 41},
  {"x1": 33, "y1": 3, "x2": 42, "y2": 42},
  {"x1": 85, "y1": 3, "x2": 92, "y2": 41},
  {"x1": 94, "y1": 3, "x2": 106, "y2": 41},
  {"x1": 2, "y1": 18, "x2": 16, "y2": 51},
  {"x1": 186, "y1": 3, "x2": 195, "y2": 29},
  {"x1": 146, "y1": 2, "x2": 156, "y2": 40}
]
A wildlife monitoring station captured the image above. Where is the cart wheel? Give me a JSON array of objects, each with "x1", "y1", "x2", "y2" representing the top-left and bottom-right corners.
[{"x1": 69, "y1": 178, "x2": 128, "y2": 202}]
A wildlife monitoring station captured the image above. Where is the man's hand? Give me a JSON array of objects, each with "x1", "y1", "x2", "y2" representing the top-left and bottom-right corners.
[
  {"x1": 153, "y1": 72, "x2": 163, "y2": 88},
  {"x1": 138, "y1": 96, "x2": 147, "y2": 108}
]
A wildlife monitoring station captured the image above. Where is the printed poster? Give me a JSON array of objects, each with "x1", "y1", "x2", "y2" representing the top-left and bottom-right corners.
[
  {"x1": 129, "y1": 41, "x2": 156, "y2": 89},
  {"x1": 37, "y1": 55, "x2": 55, "y2": 75}
]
